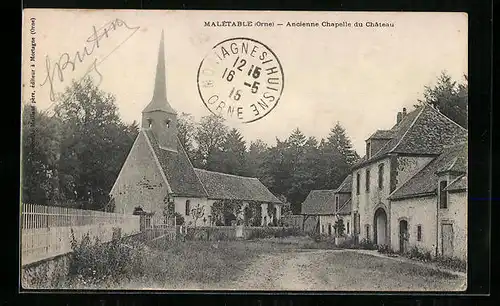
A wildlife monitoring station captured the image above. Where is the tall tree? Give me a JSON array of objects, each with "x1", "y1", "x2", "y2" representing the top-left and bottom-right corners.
[
  {"x1": 246, "y1": 139, "x2": 268, "y2": 178},
  {"x1": 177, "y1": 112, "x2": 196, "y2": 157},
  {"x1": 54, "y1": 76, "x2": 138, "y2": 210},
  {"x1": 193, "y1": 113, "x2": 228, "y2": 170},
  {"x1": 327, "y1": 122, "x2": 360, "y2": 166},
  {"x1": 21, "y1": 105, "x2": 64, "y2": 205},
  {"x1": 416, "y1": 71, "x2": 468, "y2": 128},
  {"x1": 320, "y1": 122, "x2": 359, "y2": 191},
  {"x1": 217, "y1": 128, "x2": 248, "y2": 176}
]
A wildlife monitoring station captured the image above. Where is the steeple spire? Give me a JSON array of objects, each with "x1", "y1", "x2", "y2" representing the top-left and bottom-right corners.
[{"x1": 142, "y1": 30, "x2": 176, "y2": 114}]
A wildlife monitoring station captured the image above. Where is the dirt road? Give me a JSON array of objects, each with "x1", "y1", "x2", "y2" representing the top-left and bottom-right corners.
[{"x1": 225, "y1": 249, "x2": 466, "y2": 291}]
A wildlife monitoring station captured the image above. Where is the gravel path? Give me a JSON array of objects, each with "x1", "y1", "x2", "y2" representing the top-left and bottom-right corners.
[{"x1": 226, "y1": 249, "x2": 466, "y2": 291}]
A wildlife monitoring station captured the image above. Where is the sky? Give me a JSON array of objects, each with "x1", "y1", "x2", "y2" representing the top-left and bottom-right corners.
[{"x1": 22, "y1": 10, "x2": 467, "y2": 155}]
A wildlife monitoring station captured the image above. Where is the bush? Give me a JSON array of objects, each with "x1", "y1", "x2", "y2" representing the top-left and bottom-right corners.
[
  {"x1": 337, "y1": 237, "x2": 358, "y2": 249},
  {"x1": 67, "y1": 229, "x2": 138, "y2": 287},
  {"x1": 359, "y1": 238, "x2": 377, "y2": 250},
  {"x1": 377, "y1": 244, "x2": 396, "y2": 255},
  {"x1": 215, "y1": 232, "x2": 229, "y2": 241}
]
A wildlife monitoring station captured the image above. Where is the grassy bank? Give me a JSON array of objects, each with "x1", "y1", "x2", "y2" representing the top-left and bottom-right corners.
[{"x1": 63, "y1": 235, "x2": 322, "y2": 289}]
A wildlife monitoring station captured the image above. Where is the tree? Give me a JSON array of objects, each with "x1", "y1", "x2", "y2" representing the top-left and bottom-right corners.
[
  {"x1": 334, "y1": 219, "x2": 345, "y2": 237},
  {"x1": 193, "y1": 114, "x2": 228, "y2": 170},
  {"x1": 21, "y1": 104, "x2": 64, "y2": 205},
  {"x1": 327, "y1": 122, "x2": 359, "y2": 166},
  {"x1": 416, "y1": 71, "x2": 468, "y2": 128},
  {"x1": 218, "y1": 128, "x2": 248, "y2": 176},
  {"x1": 53, "y1": 76, "x2": 138, "y2": 210},
  {"x1": 246, "y1": 139, "x2": 268, "y2": 178},
  {"x1": 177, "y1": 112, "x2": 196, "y2": 157}
]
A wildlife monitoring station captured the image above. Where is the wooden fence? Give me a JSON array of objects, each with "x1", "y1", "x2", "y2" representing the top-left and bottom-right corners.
[{"x1": 21, "y1": 203, "x2": 140, "y2": 266}]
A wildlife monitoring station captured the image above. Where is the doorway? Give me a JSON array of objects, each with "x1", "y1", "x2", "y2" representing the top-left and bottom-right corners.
[
  {"x1": 374, "y1": 208, "x2": 388, "y2": 245},
  {"x1": 399, "y1": 219, "x2": 408, "y2": 253},
  {"x1": 441, "y1": 223, "x2": 454, "y2": 257}
]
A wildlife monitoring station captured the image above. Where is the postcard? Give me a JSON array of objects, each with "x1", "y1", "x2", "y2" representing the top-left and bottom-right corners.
[{"x1": 21, "y1": 9, "x2": 468, "y2": 291}]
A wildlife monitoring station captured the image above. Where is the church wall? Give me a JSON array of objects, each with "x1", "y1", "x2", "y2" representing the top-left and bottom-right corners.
[
  {"x1": 110, "y1": 131, "x2": 168, "y2": 215},
  {"x1": 174, "y1": 196, "x2": 211, "y2": 226}
]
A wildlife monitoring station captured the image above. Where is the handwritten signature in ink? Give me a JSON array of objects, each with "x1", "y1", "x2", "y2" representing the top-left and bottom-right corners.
[{"x1": 40, "y1": 18, "x2": 140, "y2": 102}]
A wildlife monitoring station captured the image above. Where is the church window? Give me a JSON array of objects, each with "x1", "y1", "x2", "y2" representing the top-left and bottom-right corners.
[
  {"x1": 147, "y1": 118, "x2": 153, "y2": 128},
  {"x1": 417, "y1": 225, "x2": 422, "y2": 241},
  {"x1": 165, "y1": 119, "x2": 171, "y2": 128},
  {"x1": 185, "y1": 200, "x2": 191, "y2": 216}
]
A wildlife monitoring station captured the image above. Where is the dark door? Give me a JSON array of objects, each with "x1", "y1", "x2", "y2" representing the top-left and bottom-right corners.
[
  {"x1": 441, "y1": 223, "x2": 454, "y2": 257},
  {"x1": 399, "y1": 220, "x2": 408, "y2": 253}
]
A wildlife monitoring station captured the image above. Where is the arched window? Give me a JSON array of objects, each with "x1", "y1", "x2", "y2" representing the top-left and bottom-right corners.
[
  {"x1": 165, "y1": 119, "x2": 171, "y2": 128},
  {"x1": 185, "y1": 200, "x2": 191, "y2": 216},
  {"x1": 147, "y1": 118, "x2": 153, "y2": 128}
]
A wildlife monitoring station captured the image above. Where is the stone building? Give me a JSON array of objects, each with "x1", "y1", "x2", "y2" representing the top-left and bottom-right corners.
[{"x1": 350, "y1": 104, "x2": 467, "y2": 259}]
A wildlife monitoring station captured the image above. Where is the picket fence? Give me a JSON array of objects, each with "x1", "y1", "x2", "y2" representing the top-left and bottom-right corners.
[{"x1": 21, "y1": 203, "x2": 140, "y2": 266}]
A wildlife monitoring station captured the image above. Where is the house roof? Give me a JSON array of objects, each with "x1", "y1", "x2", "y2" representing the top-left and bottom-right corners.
[
  {"x1": 388, "y1": 142, "x2": 467, "y2": 200},
  {"x1": 193, "y1": 168, "x2": 282, "y2": 204},
  {"x1": 301, "y1": 190, "x2": 336, "y2": 215},
  {"x1": 144, "y1": 129, "x2": 207, "y2": 198},
  {"x1": 368, "y1": 129, "x2": 395, "y2": 140},
  {"x1": 353, "y1": 104, "x2": 467, "y2": 169},
  {"x1": 337, "y1": 198, "x2": 352, "y2": 215},
  {"x1": 443, "y1": 174, "x2": 467, "y2": 192},
  {"x1": 336, "y1": 174, "x2": 352, "y2": 193}
]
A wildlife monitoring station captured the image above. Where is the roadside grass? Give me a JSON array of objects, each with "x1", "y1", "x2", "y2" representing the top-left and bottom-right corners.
[
  {"x1": 319, "y1": 251, "x2": 465, "y2": 291},
  {"x1": 65, "y1": 235, "x2": 317, "y2": 289}
]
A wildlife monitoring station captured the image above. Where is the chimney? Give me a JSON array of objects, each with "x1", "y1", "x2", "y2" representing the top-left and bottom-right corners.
[{"x1": 397, "y1": 112, "x2": 402, "y2": 124}]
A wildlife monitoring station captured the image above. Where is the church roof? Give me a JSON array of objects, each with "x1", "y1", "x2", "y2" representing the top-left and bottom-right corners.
[
  {"x1": 144, "y1": 129, "x2": 207, "y2": 198},
  {"x1": 353, "y1": 104, "x2": 468, "y2": 169},
  {"x1": 301, "y1": 190, "x2": 336, "y2": 215},
  {"x1": 388, "y1": 142, "x2": 467, "y2": 200},
  {"x1": 142, "y1": 30, "x2": 177, "y2": 114},
  {"x1": 193, "y1": 169, "x2": 282, "y2": 204}
]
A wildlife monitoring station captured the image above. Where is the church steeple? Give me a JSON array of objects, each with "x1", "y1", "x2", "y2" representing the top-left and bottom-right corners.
[
  {"x1": 142, "y1": 30, "x2": 176, "y2": 114},
  {"x1": 142, "y1": 30, "x2": 178, "y2": 152}
]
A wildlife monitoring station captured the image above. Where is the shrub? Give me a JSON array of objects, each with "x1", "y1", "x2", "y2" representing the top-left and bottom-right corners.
[
  {"x1": 215, "y1": 232, "x2": 229, "y2": 241},
  {"x1": 338, "y1": 237, "x2": 358, "y2": 249},
  {"x1": 67, "y1": 229, "x2": 138, "y2": 287},
  {"x1": 359, "y1": 238, "x2": 377, "y2": 250},
  {"x1": 174, "y1": 213, "x2": 185, "y2": 226}
]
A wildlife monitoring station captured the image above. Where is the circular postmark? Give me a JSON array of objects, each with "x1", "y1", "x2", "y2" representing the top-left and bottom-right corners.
[{"x1": 197, "y1": 37, "x2": 284, "y2": 123}]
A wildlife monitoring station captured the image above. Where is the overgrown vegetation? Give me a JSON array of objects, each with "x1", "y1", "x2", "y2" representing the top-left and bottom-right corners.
[{"x1": 66, "y1": 229, "x2": 139, "y2": 288}]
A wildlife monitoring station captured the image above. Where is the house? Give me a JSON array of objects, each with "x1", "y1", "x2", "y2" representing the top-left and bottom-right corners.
[
  {"x1": 388, "y1": 142, "x2": 467, "y2": 260},
  {"x1": 110, "y1": 31, "x2": 282, "y2": 226},
  {"x1": 350, "y1": 104, "x2": 467, "y2": 259},
  {"x1": 301, "y1": 190, "x2": 337, "y2": 235},
  {"x1": 300, "y1": 174, "x2": 354, "y2": 236},
  {"x1": 329, "y1": 174, "x2": 353, "y2": 236}
]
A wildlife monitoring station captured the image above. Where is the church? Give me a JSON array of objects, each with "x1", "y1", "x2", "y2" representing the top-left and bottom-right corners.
[{"x1": 110, "y1": 32, "x2": 282, "y2": 226}]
